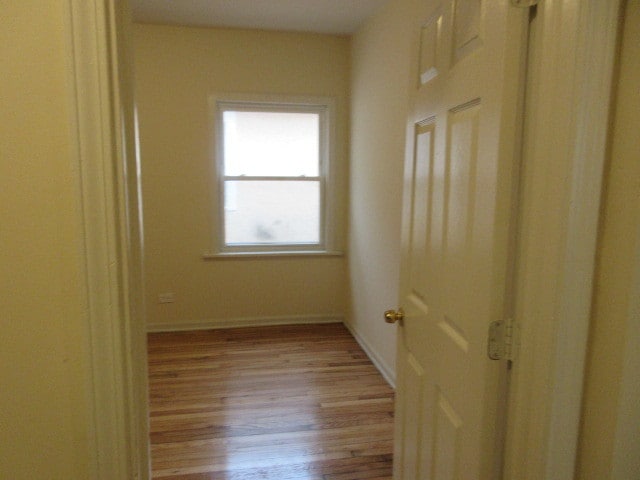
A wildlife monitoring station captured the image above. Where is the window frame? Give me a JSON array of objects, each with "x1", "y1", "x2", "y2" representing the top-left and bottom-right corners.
[{"x1": 208, "y1": 94, "x2": 337, "y2": 257}]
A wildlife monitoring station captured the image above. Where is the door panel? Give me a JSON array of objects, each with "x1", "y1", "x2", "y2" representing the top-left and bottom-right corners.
[
  {"x1": 420, "y1": 14, "x2": 443, "y2": 85},
  {"x1": 452, "y1": 0, "x2": 482, "y2": 62},
  {"x1": 400, "y1": 354, "x2": 425, "y2": 480},
  {"x1": 444, "y1": 102, "x2": 480, "y2": 334},
  {"x1": 395, "y1": 0, "x2": 527, "y2": 478},
  {"x1": 409, "y1": 122, "x2": 436, "y2": 301},
  {"x1": 433, "y1": 389, "x2": 462, "y2": 480}
]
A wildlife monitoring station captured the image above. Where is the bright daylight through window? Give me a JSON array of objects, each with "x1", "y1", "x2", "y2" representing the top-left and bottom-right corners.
[{"x1": 214, "y1": 98, "x2": 333, "y2": 255}]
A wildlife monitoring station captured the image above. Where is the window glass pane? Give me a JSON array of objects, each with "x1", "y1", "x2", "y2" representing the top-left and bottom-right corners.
[
  {"x1": 224, "y1": 181, "x2": 320, "y2": 245},
  {"x1": 223, "y1": 111, "x2": 320, "y2": 177}
]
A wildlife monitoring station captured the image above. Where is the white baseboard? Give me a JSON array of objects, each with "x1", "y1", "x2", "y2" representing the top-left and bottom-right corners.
[
  {"x1": 147, "y1": 314, "x2": 344, "y2": 333},
  {"x1": 343, "y1": 321, "x2": 396, "y2": 389}
]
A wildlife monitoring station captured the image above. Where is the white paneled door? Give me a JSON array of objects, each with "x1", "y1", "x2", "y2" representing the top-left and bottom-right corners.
[{"x1": 392, "y1": 1, "x2": 528, "y2": 478}]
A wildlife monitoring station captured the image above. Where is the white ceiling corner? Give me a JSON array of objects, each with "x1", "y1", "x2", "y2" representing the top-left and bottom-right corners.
[{"x1": 131, "y1": 0, "x2": 389, "y2": 35}]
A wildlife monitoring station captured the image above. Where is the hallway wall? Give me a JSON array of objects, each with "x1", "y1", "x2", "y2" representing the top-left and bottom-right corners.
[
  {"x1": 0, "y1": 2, "x2": 93, "y2": 478},
  {"x1": 347, "y1": 0, "x2": 424, "y2": 384}
]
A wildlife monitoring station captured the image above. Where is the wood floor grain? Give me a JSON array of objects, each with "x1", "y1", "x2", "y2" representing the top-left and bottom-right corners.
[{"x1": 148, "y1": 323, "x2": 395, "y2": 480}]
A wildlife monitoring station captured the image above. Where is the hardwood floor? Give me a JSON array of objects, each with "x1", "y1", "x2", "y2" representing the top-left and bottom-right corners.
[{"x1": 147, "y1": 323, "x2": 395, "y2": 479}]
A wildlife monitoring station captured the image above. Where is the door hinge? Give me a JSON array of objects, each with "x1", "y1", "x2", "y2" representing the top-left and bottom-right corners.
[
  {"x1": 487, "y1": 318, "x2": 517, "y2": 363},
  {"x1": 511, "y1": 0, "x2": 538, "y2": 7},
  {"x1": 505, "y1": 317, "x2": 515, "y2": 363}
]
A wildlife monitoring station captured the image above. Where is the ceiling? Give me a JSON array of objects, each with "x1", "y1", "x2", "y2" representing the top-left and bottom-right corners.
[{"x1": 131, "y1": 0, "x2": 389, "y2": 35}]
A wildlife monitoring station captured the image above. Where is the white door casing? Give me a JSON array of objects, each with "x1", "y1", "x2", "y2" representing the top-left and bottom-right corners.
[
  {"x1": 66, "y1": 0, "x2": 149, "y2": 478},
  {"x1": 503, "y1": 1, "x2": 621, "y2": 478},
  {"x1": 393, "y1": 1, "x2": 528, "y2": 479}
]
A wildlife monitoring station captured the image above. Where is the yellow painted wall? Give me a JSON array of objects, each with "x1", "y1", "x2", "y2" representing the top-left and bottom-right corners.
[
  {"x1": 0, "y1": 1, "x2": 92, "y2": 478},
  {"x1": 133, "y1": 25, "x2": 350, "y2": 329},
  {"x1": 348, "y1": 0, "x2": 424, "y2": 382},
  {"x1": 2, "y1": 3, "x2": 633, "y2": 477},
  {"x1": 577, "y1": 1, "x2": 640, "y2": 478}
]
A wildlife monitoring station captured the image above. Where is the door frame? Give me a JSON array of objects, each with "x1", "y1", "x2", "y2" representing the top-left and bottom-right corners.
[
  {"x1": 67, "y1": 0, "x2": 622, "y2": 478},
  {"x1": 66, "y1": 0, "x2": 148, "y2": 478},
  {"x1": 503, "y1": 1, "x2": 622, "y2": 479}
]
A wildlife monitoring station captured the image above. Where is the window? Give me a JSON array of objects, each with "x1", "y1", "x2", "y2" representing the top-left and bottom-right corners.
[{"x1": 211, "y1": 96, "x2": 336, "y2": 256}]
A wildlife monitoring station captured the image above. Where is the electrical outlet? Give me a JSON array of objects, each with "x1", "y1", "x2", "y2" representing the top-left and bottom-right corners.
[{"x1": 158, "y1": 292, "x2": 175, "y2": 304}]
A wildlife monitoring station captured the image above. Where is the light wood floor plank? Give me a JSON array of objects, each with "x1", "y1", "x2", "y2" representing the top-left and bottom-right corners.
[{"x1": 148, "y1": 323, "x2": 394, "y2": 479}]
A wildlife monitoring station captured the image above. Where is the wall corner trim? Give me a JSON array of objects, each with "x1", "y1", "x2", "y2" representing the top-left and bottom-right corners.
[
  {"x1": 147, "y1": 314, "x2": 345, "y2": 333},
  {"x1": 343, "y1": 322, "x2": 396, "y2": 389}
]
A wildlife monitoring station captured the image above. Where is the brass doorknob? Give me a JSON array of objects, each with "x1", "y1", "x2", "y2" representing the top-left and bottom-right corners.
[{"x1": 384, "y1": 308, "x2": 404, "y2": 324}]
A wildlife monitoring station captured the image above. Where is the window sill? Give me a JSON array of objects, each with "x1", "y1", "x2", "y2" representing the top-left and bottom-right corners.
[{"x1": 203, "y1": 250, "x2": 344, "y2": 260}]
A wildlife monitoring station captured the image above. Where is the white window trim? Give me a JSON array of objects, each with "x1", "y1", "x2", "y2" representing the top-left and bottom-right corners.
[{"x1": 205, "y1": 93, "x2": 340, "y2": 258}]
